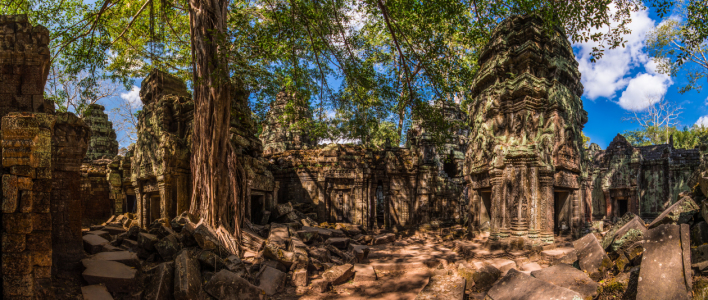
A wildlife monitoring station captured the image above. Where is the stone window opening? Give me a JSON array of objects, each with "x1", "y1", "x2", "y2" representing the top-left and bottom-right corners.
[
  {"x1": 443, "y1": 151, "x2": 458, "y2": 177},
  {"x1": 126, "y1": 195, "x2": 137, "y2": 213},
  {"x1": 553, "y1": 190, "x2": 571, "y2": 234},
  {"x1": 251, "y1": 194, "x2": 265, "y2": 224}
]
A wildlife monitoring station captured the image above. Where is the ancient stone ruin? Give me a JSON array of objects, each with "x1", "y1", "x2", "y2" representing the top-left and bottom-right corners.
[
  {"x1": 3, "y1": 13, "x2": 708, "y2": 300},
  {"x1": 464, "y1": 15, "x2": 588, "y2": 244},
  {"x1": 261, "y1": 91, "x2": 315, "y2": 156}
]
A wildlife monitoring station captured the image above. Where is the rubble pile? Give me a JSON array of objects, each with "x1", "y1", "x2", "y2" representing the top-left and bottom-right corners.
[{"x1": 79, "y1": 202, "x2": 394, "y2": 299}]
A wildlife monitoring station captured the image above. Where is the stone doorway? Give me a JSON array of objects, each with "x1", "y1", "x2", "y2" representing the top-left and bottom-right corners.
[
  {"x1": 251, "y1": 194, "x2": 265, "y2": 224},
  {"x1": 126, "y1": 195, "x2": 137, "y2": 213},
  {"x1": 376, "y1": 181, "x2": 385, "y2": 227},
  {"x1": 617, "y1": 197, "x2": 628, "y2": 217},
  {"x1": 149, "y1": 194, "x2": 160, "y2": 223},
  {"x1": 554, "y1": 190, "x2": 571, "y2": 234},
  {"x1": 479, "y1": 190, "x2": 492, "y2": 231}
]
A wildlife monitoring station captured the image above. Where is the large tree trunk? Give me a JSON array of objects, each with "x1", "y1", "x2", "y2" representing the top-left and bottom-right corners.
[{"x1": 188, "y1": 0, "x2": 244, "y2": 240}]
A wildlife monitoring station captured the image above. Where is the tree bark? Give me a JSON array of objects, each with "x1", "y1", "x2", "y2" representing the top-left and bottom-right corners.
[{"x1": 188, "y1": 0, "x2": 244, "y2": 240}]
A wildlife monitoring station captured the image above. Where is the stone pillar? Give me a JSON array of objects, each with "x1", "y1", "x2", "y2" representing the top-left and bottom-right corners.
[
  {"x1": 539, "y1": 175, "x2": 554, "y2": 244},
  {"x1": 489, "y1": 169, "x2": 503, "y2": 240},
  {"x1": 528, "y1": 166, "x2": 540, "y2": 239},
  {"x1": 50, "y1": 113, "x2": 89, "y2": 275},
  {"x1": 158, "y1": 176, "x2": 174, "y2": 221},
  {"x1": 2, "y1": 113, "x2": 55, "y2": 297}
]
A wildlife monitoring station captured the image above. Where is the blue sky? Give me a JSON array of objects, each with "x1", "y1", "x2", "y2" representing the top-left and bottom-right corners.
[
  {"x1": 572, "y1": 6, "x2": 707, "y2": 148},
  {"x1": 102, "y1": 4, "x2": 707, "y2": 149}
]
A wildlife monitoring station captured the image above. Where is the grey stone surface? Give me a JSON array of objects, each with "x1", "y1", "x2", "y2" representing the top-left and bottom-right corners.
[
  {"x1": 204, "y1": 269, "x2": 266, "y2": 300},
  {"x1": 573, "y1": 233, "x2": 611, "y2": 280},
  {"x1": 530, "y1": 264, "x2": 599, "y2": 299},
  {"x1": 82, "y1": 260, "x2": 137, "y2": 294},
  {"x1": 636, "y1": 224, "x2": 691, "y2": 300},
  {"x1": 486, "y1": 269, "x2": 581, "y2": 300}
]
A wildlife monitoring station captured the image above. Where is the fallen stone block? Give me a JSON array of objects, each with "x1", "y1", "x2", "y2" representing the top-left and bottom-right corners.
[
  {"x1": 609, "y1": 217, "x2": 647, "y2": 252},
  {"x1": 90, "y1": 225, "x2": 105, "y2": 231},
  {"x1": 198, "y1": 250, "x2": 228, "y2": 271},
  {"x1": 121, "y1": 239, "x2": 138, "y2": 252},
  {"x1": 103, "y1": 226, "x2": 127, "y2": 236},
  {"x1": 325, "y1": 237, "x2": 350, "y2": 250},
  {"x1": 296, "y1": 229, "x2": 320, "y2": 243},
  {"x1": 174, "y1": 250, "x2": 202, "y2": 300},
  {"x1": 322, "y1": 263, "x2": 354, "y2": 285},
  {"x1": 155, "y1": 233, "x2": 182, "y2": 261},
  {"x1": 83, "y1": 234, "x2": 110, "y2": 254},
  {"x1": 530, "y1": 264, "x2": 599, "y2": 299},
  {"x1": 335, "y1": 223, "x2": 362, "y2": 236},
  {"x1": 82, "y1": 260, "x2": 137, "y2": 294},
  {"x1": 267, "y1": 223, "x2": 290, "y2": 249},
  {"x1": 310, "y1": 279, "x2": 330, "y2": 293},
  {"x1": 486, "y1": 269, "x2": 581, "y2": 300},
  {"x1": 204, "y1": 269, "x2": 266, "y2": 300},
  {"x1": 457, "y1": 261, "x2": 500, "y2": 291},
  {"x1": 86, "y1": 251, "x2": 139, "y2": 268},
  {"x1": 137, "y1": 233, "x2": 158, "y2": 252},
  {"x1": 373, "y1": 233, "x2": 395, "y2": 245},
  {"x1": 540, "y1": 248, "x2": 577, "y2": 266},
  {"x1": 647, "y1": 195, "x2": 699, "y2": 229},
  {"x1": 348, "y1": 244, "x2": 370, "y2": 262},
  {"x1": 193, "y1": 222, "x2": 222, "y2": 251},
  {"x1": 144, "y1": 261, "x2": 174, "y2": 300},
  {"x1": 170, "y1": 211, "x2": 198, "y2": 232},
  {"x1": 353, "y1": 264, "x2": 377, "y2": 282},
  {"x1": 258, "y1": 266, "x2": 286, "y2": 296},
  {"x1": 573, "y1": 233, "x2": 612, "y2": 280},
  {"x1": 307, "y1": 247, "x2": 330, "y2": 263},
  {"x1": 274, "y1": 202, "x2": 294, "y2": 218},
  {"x1": 415, "y1": 275, "x2": 465, "y2": 300},
  {"x1": 692, "y1": 221, "x2": 708, "y2": 246},
  {"x1": 600, "y1": 212, "x2": 641, "y2": 249},
  {"x1": 87, "y1": 230, "x2": 111, "y2": 240},
  {"x1": 519, "y1": 262, "x2": 542, "y2": 273},
  {"x1": 81, "y1": 284, "x2": 114, "y2": 300},
  {"x1": 637, "y1": 223, "x2": 692, "y2": 300},
  {"x1": 326, "y1": 244, "x2": 355, "y2": 263},
  {"x1": 292, "y1": 267, "x2": 308, "y2": 287},
  {"x1": 225, "y1": 255, "x2": 248, "y2": 277}
]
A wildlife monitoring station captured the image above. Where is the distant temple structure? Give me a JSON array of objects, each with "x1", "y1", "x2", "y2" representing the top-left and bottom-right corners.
[{"x1": 463, "y1": 15, "x2": 588, "y2": 244}]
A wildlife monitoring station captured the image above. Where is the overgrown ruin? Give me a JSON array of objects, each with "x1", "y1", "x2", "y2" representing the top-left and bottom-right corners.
[{"x1": 2, "y1": 13, "x2": 708, "y2": 300}]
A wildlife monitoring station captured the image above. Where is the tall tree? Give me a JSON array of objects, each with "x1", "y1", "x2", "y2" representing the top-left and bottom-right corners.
[{"x1": 187, "y1": 0, "x2": 245, "y2": 237}]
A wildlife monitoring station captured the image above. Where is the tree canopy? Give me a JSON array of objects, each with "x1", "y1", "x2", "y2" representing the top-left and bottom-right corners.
[{"x1": 3, "y1": 0, "x2": 679, "y2": 147}]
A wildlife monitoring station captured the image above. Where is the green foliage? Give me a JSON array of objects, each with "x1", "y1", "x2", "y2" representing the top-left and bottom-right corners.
[
  {"x1": 9, "y1": 0, "x2": 656, "y2": 146},
  {"x1": 582, "y1": 131, "x2": 591, "y2": 149},
  {"x1": 622, "y1": 124, "x2": 708, "y2": 149},
  {"x1": 646, "y1": 0, "x2": 708, "y2": 93}
]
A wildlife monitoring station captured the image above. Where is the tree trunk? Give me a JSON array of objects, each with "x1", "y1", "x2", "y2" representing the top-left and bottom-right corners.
[{"x1": 188, "y1": 0, "x2": 245, "y2": 240}]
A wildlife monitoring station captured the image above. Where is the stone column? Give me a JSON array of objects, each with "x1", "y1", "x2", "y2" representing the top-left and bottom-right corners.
[
  {"x1": 2, "y1": 113, "x2": 55, "y2": 297},
  {"x1": 539, "y1": 174, "x2": 554, "y2": 244},
  {"x1": 489, "y1": 169, "x2": 503, "y2": 240},
  {"x1": 50, "y1": 113, "x2": 89, "y2": 275},
  {"x1": 158, "y1": 176, "x2": 174, "y2": 221},
  {"x1": 528, "y1": 166, "x2": 539, "y2": 239}
]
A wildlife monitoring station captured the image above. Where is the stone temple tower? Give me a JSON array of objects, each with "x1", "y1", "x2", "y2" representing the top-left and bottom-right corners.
[{"x1": 464, "y1": 15, "x2": 588, "y2": 244}]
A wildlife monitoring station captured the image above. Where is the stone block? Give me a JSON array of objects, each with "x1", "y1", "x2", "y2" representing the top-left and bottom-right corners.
[
  {"x1": 486, "y1": 269, "x2": 581, "y2": 300},
  {"x1": 296, "y1": 228, "x2": 320, "y2": 243},
  {"x1": 33, "y1": 192, "x2": 49, "y2": 213},
  {"x1": 3, "y1": 213, "x2": 32, "y2": 234},
  {"x1": 459, "y1": 261, "x2": 500, "y2": 291},
  {"x1": 33, "y1": 265, "x2": 51, "y2": 279},
  {"x1": 2, "y1": 273, "x2": 34, "y2": 297},
  {"x1": 19, "y1": 190, "x2": 33, "y2": 213},
  {"x1": 2, "y1": 174, "x2": 18, "y2": 213},
  {"x1": 25, "y1": 230, "x2": 50, "y2": 251},
  {"x1": 32, "y1": 250, "x2": 51, "y2": 267},
  {"x1": 325, "y1": 237, "x2": 350, "y2": 249},
  {"x1": 292, "y1": 268, "x2": 308, "y2": 286},
  {"x1": 310, "y1": 279, "x2": 330, "y2": 293},
  {"x1": 373, "y1": 233, "x2": 395, "y2": 245},
  {"x1": 197, "y1": 250, "x2": 228, "y2": 271},
  {"x1": 692, "y1": 221, "x2": 708, "y2": 246},
  {"x1": 648, "y1": 195, "x2": 699, "y2": 229},
  {"x1": 573, "y1": 233, "x2": 611, "y2": 280},
  {"x1": 87, "y1": 251, "x2": 139, "y2": 268},
  {"x1": 83, "y1": 234, "x2": 109, "y2": 254},
  {"x1": 193, "y1": 223, "x2": 222, "y2": 251},
  {"x1": 267, "y1": 223, "x2": 290, "y2": 249},
  {"x1": 82, "y1": 259, "x2": 137, "y2": 294},
  {"x1": 81, "y1": 284, "x2": 114, "y2": 300},
  {"x1": 2, "y1": 233, "x2": 26, "y2": 252},
  {"x1": 204, "y1": 269, "x2": 266, "y2": 300},
  {"x1": 353, "y1": 264, "x2": 377, "y2": 282},
  {"x1": 30, "y1": 213, "x2": 50, "y2": 231},
  {"x1": 137, "y1": 233, "x2": 158, "y2": 252},
  {"x1": 2, "y1": 252, "x2": 32, "y2": 274},
  {"x1": 348, "y1": 244, "x2": 370, "y2": 262},
  {"x1": 155, "y1": 233, "x2": 182, "y2": 261},
  {"x1": 258, "y1": 265, "x2": 286, "y2": 295},
  {"x1": 144, "y1": 261, "x2": 174, "y2": 300},
  {"x1": 322, "y1": 263, "x2": 354, "y2": 285},
  {"x1": 530, "y1": 264, "x2": 599, "y2": 299},
  {"x1": 174, "y1": 250, "x2": 202, "y2": 300},
  {"x1": 636, "y1": 223, "x2": 691, "y2": 300}
]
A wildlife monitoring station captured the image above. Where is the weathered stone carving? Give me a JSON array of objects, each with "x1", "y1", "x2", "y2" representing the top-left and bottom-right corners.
[
  {"x1": 464, "y1": 15, "x2": 588, "y2": 244},
  {"x1": 260, "y1": 91, "x2": 314, "y2": 155},
  {"x1": 586, "y1": 134, "x2": 701, "y2": 220},
  {"x1": 83, "y1": 104, "x2": 119, "y2": 161},
  {"x1": 131, "y1": 70, "x2": 193, "y2": 227}
]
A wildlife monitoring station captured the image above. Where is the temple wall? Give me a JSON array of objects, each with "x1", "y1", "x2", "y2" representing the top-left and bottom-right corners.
[
  {"x1": 0, "y1": 15, "x2": 56, "y2": 298},
  {"x1": 50, "y1": 113, "x2": 89, "y2": 275},
  {"x1": 81, "y1": 159, "x2": 113, "y2": 225}
]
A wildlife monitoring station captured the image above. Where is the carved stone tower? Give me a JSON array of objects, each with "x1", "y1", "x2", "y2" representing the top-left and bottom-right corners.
[
  {"x1": 83, "y1": 104, "x2": 119, "y2": 161},
  {"x1": 464, "y1": 15, "x2": 588, "y2": 244},
  {"x1": 260, "y1": 91, "x2": 314, "y2": 155}
]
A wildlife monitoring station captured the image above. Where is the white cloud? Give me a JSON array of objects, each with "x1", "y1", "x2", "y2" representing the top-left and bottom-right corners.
[
  {"x1": 120, "y1": 85, "x2": 142, "y2": 108},
  {"x1": 574, "y1": 6, "x2": 658, "y2": 101},
  {"x1": 617, "y1": 72, "x2": 672, "y2": 110},
  {"x1": 696, "y1": 116, "x2": 708, "y2": 127}
]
